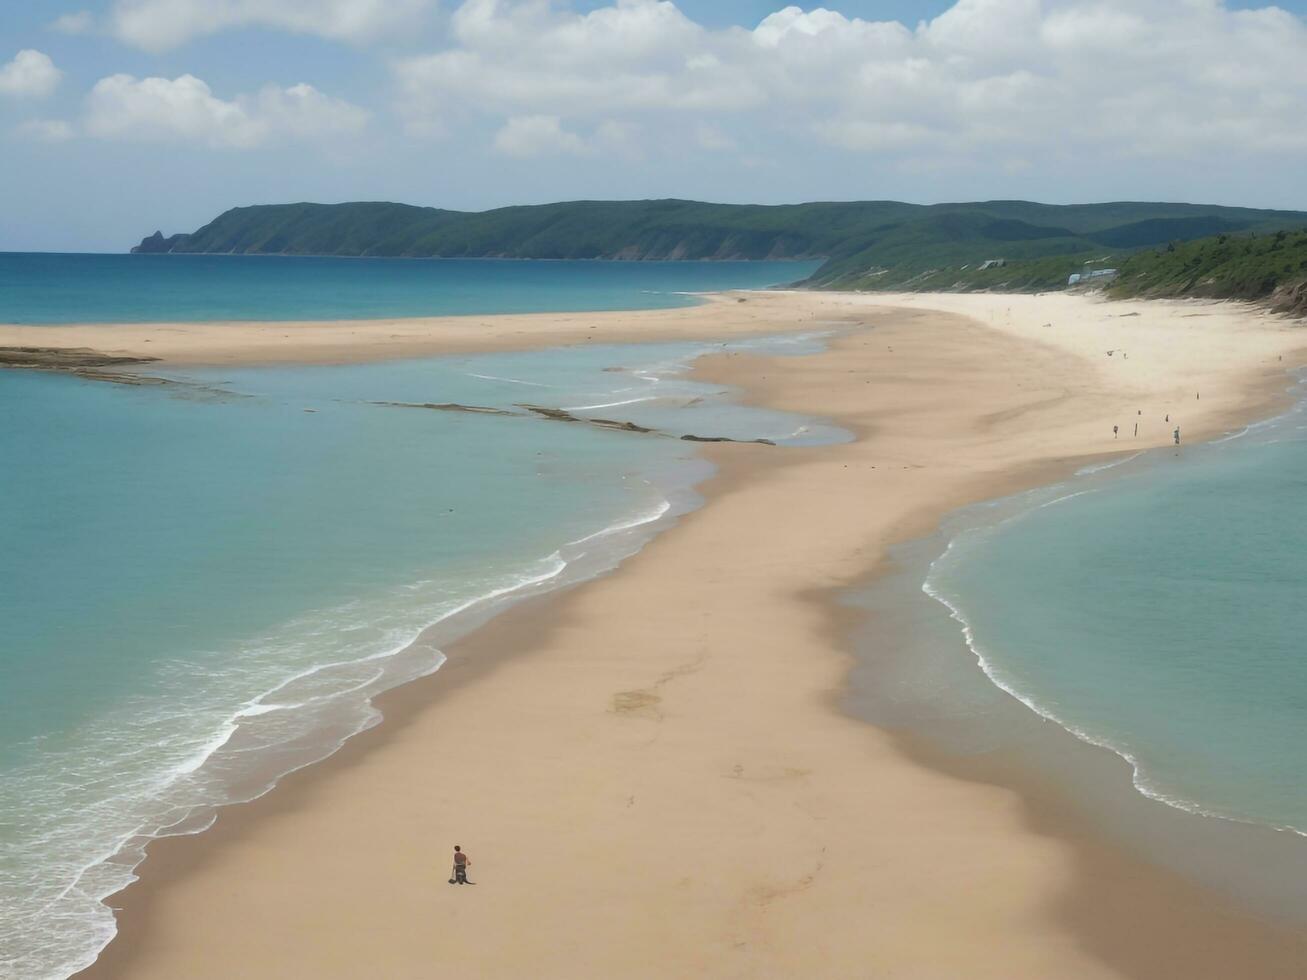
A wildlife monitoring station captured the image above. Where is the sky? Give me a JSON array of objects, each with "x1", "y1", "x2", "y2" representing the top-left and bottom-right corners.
[{"x1": 2, "y1": 0, "x2": 1306, "y2": 251}]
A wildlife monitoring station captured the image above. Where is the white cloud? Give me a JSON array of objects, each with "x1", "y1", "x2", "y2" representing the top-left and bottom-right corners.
[
  {"x1": 490, "y1": 113, "x2": 643, "y2": 158},
  {"x1": 109, "y1": 0, "x2": 434, "y2": 51},
  {"x1": 50, "y1": 11, "x2": 95, "y2": 35},
  {"x1": 752, "y1": 6, "x2": 909, "y2": 51},
  {"x1": 256, "y1": 83, "x2": 372, "y2": 138},
  {"x1": 84, "y1": 74, "x2": 368, "y2": 149},
  {"x1": 0, "y1": 50, "x2": 62, "y2": 98},
  {"x1": 493, "y1": 115, "x2": 589, "y2": 157},
  {"x1": 87, "y1": 74, "x2": 263, "y2": 147},
  {"x1": 393, "y1": 0, "x2": 1307, "y2": 165},
  {"x1": 399, "y1": 0, "x2": 757, "y2": 118},
  {"x1": 15, "y1": 119, "x2": 76, "y2": 142}
]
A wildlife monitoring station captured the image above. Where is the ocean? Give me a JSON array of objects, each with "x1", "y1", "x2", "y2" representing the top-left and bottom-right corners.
[
  {"x1": 848, "y1": 379, "x2": 1307, "y2": 916},
  {"x1": 0, "y1": 254, "x2": 834, "y2": 978},
  {"x1": 0, "y1": 252, "x2": 819, "y2": 324}
]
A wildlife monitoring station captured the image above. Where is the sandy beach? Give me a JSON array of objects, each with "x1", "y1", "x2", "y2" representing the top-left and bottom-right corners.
[
  {"x1": 37, "y1": 290, "x2": 1307, "y2": 977},
  {"x1": 0, "y1": 291, "x2": 836, "y2": 366}
]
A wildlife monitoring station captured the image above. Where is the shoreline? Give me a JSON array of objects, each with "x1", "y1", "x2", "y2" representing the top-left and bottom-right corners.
[
  {"x1": 920, "y1": 449, "x2": 1307, "y2": 838},
  {"x1": 76, "y1": 291, "x2": 1307, "y2": 977},
  {"x1": 0, "y1": 291, "x2": 836, "y2": 367},
  {"x1": 844, "y1": 421, "x2": 1307, "y2": 931}
]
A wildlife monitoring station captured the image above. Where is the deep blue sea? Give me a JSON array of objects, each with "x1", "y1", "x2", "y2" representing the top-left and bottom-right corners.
[
  {"x1": 0, "y1": 253, "x2": 820, "y2": 323},
  {"x1": 0, "y1": 255, "x2": 835, "y2": 978}
]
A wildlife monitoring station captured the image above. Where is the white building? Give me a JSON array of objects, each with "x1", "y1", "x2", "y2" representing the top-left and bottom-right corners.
[{"x1": 1068, "y1": 268, "x2": 1118, "y2": 286}]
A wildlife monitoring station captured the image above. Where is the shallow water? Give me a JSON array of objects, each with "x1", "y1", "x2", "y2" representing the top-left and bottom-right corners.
[
  {"x1": 847, "y1": 381, "x2": 1307, "y2": 916},
  {"x1": 0, "y1": 298, "x2": 842, "y2": 979},
  {"x1": 931, "y1": 403, "x2": 1307, "y2": 834}
]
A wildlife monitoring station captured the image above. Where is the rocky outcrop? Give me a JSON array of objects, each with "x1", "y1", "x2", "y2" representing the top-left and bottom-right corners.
[
  {"x1": 375, "y1": 401, "x2": 514, "y2": 416},
  {"x1": 0, "y1": 346, "x2": 158, "y2": 369},
  {"x1": 376, "y1": 400, "x2": 776, "y2": 445},
  {"x1": 0, "y1": 346, "x2": 176, "y2": 386},
  {"x1": 518, "y1": 404, "x2": 655, "y2": 433},
  {"x1": 681, "y1": 434, "x2": 776, "y2": 445},
  {"x1": 131, "y1": 231, "x2": 191, "y2": 254}
]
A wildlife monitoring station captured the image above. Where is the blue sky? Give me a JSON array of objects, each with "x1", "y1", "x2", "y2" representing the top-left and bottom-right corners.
[{"x1": 2, "y1": 0, "x2": 1306, "y2": 251}]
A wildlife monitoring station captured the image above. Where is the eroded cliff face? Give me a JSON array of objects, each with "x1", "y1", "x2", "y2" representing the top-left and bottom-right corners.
[{"x1": 1270, "y1": 280, "x2": 1307, "y2": 318}]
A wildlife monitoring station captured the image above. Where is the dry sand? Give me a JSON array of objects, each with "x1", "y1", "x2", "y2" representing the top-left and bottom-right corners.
[{"x1": 70, "y1": 291, "x2": 1307, "y2": 978}]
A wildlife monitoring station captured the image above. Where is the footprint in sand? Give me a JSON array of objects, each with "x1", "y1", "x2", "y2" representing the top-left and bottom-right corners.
[{"x1": 610, "y1": 689, "x2": 662, "y2": 719}]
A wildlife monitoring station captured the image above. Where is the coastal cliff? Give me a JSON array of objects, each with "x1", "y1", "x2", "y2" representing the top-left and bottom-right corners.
[{"x1": 132, "y1": 231, "x2": 191, "y2": 254}]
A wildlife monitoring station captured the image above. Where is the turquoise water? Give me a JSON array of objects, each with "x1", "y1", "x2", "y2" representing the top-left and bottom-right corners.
[
  {"x1": 0, "y1": 336, "x2": 842, "y2": 979},
  {"x1": 0, "y1": 253, "x2": 819, "y2": 323},
  {"x1": 846, "y1": 384, "x2": 1307, "y2": 914},
  {"x1": 0, "y1": 253, "x2": 841, "y2": 978},
  {"x1": 836, "y1": 386, "x2": 1307, "y2": 919},
  {"x1": 927, "y1": 405, "x2": 1307, "y2": 834}
]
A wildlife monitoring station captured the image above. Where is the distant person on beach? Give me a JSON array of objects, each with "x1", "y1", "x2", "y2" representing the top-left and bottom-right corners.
[
  {"x1": 1113, "y1": 425, "x2": 1119, "y2": 438},
  {"x1": 1174, "y1": 427, "x2": 1181, "y2": 445},
  {"x1": 449, "y1": 845, "x2": 472, "y2": 885}
]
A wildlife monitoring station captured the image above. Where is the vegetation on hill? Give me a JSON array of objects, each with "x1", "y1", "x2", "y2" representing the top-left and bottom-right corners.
[
  {"x1": 863, "y1": 227, "x2": 1307, "y2": 316},
  {"x1": 833, "y1": 254, "x2": 1100, "y2": 293},
  {"x1": 1108, "y1": 228, "x2": 1307, "y2": 316},
  {"x1": 135, "y1": 200, "x2": 922, "y2": 262},
  {"x1": 134, "y1": 200, "x2": 1307, "y2": 300}
]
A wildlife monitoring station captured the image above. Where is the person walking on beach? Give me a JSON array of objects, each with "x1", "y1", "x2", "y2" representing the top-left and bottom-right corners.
[
  {"x1": 1113, "y1": 425, "x2": 1119, "y2": 439},
  {"x1": 449, "y1": 845, "x2": 472, "y2": 885},
  {"x1": 1174, "y1": 426, "x2": 1181, "y2": 446}
]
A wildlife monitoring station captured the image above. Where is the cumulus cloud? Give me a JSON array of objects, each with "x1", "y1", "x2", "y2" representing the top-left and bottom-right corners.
[
  {"x1": 493, "y1": 115, "x2": 589, "y2": 156},
  {"x1": 256, "y1": 83, "x2": 373, "y2": 140},
  {"x1": 50, "y1": 11, "x2": 95, "y2": 35},
  {"x1": 109, "y1": 0, "x2": 434, "y2": 51},
  {"x1": 491, "y1": 114, "x2": 640, "y2": 157},
  {"x1": 84, "y1": 74, "x2": 369, "y2": 148},
  {"x1": 394, "y1": 0, "x2": 1307, "y2": 163},
  {"x1": 0, "y1": 50, "x2": 62, "y2": 98}
]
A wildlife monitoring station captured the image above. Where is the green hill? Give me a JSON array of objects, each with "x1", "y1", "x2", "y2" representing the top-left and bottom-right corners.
[
  {"x1": 133, "y1": 199, "x2": 1307, "y2": 299},
  {"x1": 135, "y1": 199, "x2": 916, "y2": 262},
  {"x1": 852, "y1": 227, "x2": 1307, "y2": 317},
  {"x1": 1109, "y1": 228, "x2": 1307, "y2": 316}
]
